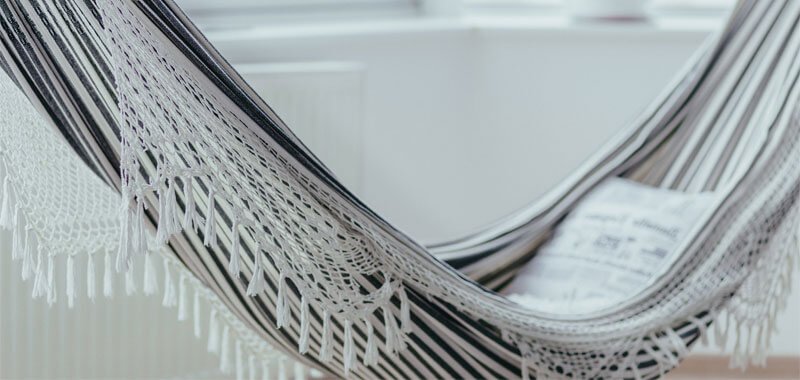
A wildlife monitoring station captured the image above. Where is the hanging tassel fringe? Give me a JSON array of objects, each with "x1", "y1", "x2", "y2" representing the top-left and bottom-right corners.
[
  {"x1": 143, "y1": 252, "x2": 159, "y2": 295},
  {"x1": 183, "y1": 176, "x2": 197, "y2": 230},
  {"x1": 203, "y1": 188, "x2": 217, "y2": 248},
  {"x1": 162, "y1": 259, "x2": 177, "y2": 307},
  {"x1": 318, "y1": 310, "x2": 333, "y2": 362},
  {"x1": 125, "y1": 266, "x2": 137, "y2": 295},
  {"x1": 66, "y1": 255, "x2": 75, "y2": 308},
  {"x1": 363, "y1": 318, "x2": 378, "y2": 366},
  {"x1": 246, "y1": 245, "x2": 266, "y2": 296},
  {"x1": 229, "y1": 218, "x2": 241, "y2": 276},
  {"x1": 342, "y1": 319, "x2": 356, "y2": 377},
  {"x1": 382, "y1": 305, "x2": 405, "y2": 355},
  {"x1": 399, "y1": 286, "x2": 411, "y2": 333},
  {"x1": 276, "y1": 273, "x2": 290, "y2": 329},
  {"x1": 298, "y1": 296, "x2": 310, "y2": 354},
  {"x1": 0, "y1": 174, "x2": 13, "y2": 227},
  {"x1": 46, "y1": 254, "x2": 56, "y2": 306}
]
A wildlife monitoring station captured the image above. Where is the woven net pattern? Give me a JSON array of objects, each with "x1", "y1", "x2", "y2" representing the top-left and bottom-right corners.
[{"x1": 0, "y1": 69, "x2": 300, "y2": 380}]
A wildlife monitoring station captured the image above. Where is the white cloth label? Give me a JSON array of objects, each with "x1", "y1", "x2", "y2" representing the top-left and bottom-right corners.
[{"x1": 504, "y1": 178, "x2": 715, "y2": 314}]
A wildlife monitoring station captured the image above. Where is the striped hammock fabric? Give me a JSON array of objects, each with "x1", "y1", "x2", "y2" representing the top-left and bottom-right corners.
[{"x1": 1, "y1": 0, "x2": 799, "y2": 379}]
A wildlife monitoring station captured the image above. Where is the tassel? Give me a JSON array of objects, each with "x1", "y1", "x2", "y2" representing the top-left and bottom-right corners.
[
  {"x1": 193, "y1": 290, "x2": 202, "y2": 338},
  {"x1": 344, "y1": 319, "x2": 355, "y2": 376},
  {"x1": 178, "y1": 273, "x2": 188, "y2": 320},
  {"x1": 135, "y1": 199, "x2": 147, "y2": 254},
  {"x1": 143, "y1": 253, "x2": 158, "y2": 295},
  {"x1": 87, "y1": 253, "x2": 96, "y2": 301},
  {"x1": 298, "y1": 296, "x2": 310, "y2": 354},
  {"x1": 229, "y1": 218, "x2": 241, "y2": 276},
  {"x1": 276, "y1": 273, "x2": 289, "y2": 329},
  {"x1": 715, "y1": 312, "x2": 731, "y2": 348},
  {"x1": 162, "y1": 259, "x2": 176, "y2": 307},
  {"x1": 261, "y1": 361, "x2": 270, "y2": 380},
  {"x1": 46, "y1": 255, "x2": 56, "y2": 306},
  {"x1": 220, "y1": 325, "x2": 231, "y2": 373},
  {"x1": 278, "y1": 360, "x2": 287, "y2": 380},
  {"x1": 32, "y1": 252, "x2": 44, "y2": 298},
  {"x1": 399, "y1": 286, "x2": 411, "y2": 333},
  {"x1": 318, "y1": 310, "x2": 333, "y2": 362},
  {"x1": 156, "y1": 184, "x2": 169, "y2": 244},
  {"x1": 203, "y1": 188, "x2": 217, "y2": 248},
  {"x1": 11, "y1": 207, "x2": 20, "y2": 260},
  {"x1": 103, "y1": 251, "x2": 114, "y2": 298},
  {"x1": 116, "y1": 208, "x2": 133, "y2": 272},
  {"x1": 235, "y1": 340, "x2": 244, "y2": 380},
  {"x1": 125, "y1": 267, "x2": 137, "y2": 295},
  {"x1": 248, "y1": 355, "x2": 257, "y2": 380},
  {"x1": 182, "y1": 176, "x2": 196, "y2": 230},
  {"x1": 208, "y1": 309, "x2": 220, "y2": 353},
  {"x1": 364, "y1": 318, "x2": 378, "y2": 366},
  {"x1": 294, "y1": 362, "x2": 305, "y2": 380},
  {"x1": 166, "y1": 179, "x2": 179, "y2": 232},
  {"x1": 247, "y1": 244, "x2": 265, "y2": 296},
  {"x1": 21, "y1": 227, "x2": 32, "y2": 280},
  {"x1": 383, "y1": 305, "x2": 404, "y2": 354},
  {"x1": 66, "y1": 255, "x2": 75, "y2": 308},
  {"x1": 0, "y1": 174, "x2": 12, "y2": 227}
]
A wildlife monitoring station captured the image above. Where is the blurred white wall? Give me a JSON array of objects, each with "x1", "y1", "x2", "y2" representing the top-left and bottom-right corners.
[{"x1": 2, "y1": 15, "x2": 798, "y2": 379}]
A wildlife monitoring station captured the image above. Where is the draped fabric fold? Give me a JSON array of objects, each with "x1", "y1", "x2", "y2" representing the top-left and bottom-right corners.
[{"x1": 1, "y1": 0, "x2": 799, "y2": 379}]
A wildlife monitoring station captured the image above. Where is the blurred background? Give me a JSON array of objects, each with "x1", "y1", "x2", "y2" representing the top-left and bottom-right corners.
[{"x1": 1, "y1": 0, "x2": 798, "y2": 378}]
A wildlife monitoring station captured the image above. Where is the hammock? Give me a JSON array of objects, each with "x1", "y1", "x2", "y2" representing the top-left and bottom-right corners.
[{"x1": 1, "y1": 0, "x2": 798, "y2": 379}]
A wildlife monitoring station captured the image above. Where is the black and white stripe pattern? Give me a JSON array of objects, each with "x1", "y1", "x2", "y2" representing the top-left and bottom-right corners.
[{"x1": 2, "y1": 0, "x2": 799, "y2": 379}]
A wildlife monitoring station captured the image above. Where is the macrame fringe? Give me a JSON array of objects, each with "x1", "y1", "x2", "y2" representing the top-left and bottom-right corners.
[
  {"x1": 162, "y1": 258, "x2": 177, "y2": 307},
  {"x1": 319, "y1": 310, "x2": 333, "y2": 362},
  {"x1": 382, "y1": 305, "x2": 405, "y2": 355},
  {"x1": 363, "y1": 318, "x2": 378, "y2": 366},
  {"x1": 183, "y1": 176, "x2": 197, "y2": 231},
  {"x1": 343, "y1": 319, "x2": 354, "y2": 376},
  {"x1": 46, "y1": 254, "x2": 56, "y2": 306},
  {"x1": 298, "y1": 296, "x2": 310, "y2": 354},
  {"x1": 0, "y1": 164, "x2": 303, "y2": 380},
  {"x1": 398, "y1": 286, "x2": 411, "y2": 333},
  {"x1": 66, "y1": 255, "x2": 75, "y2": 308},
  {"x1": 229, "y1": 218, "x2": 241, "y2": 276},
  {"x1": 143, "y1": 252, "x2": 159, "y2": 295},
  {"x1": 0, "y1": 173, "x2": 13, "y2": 227},
  {"x1": 246, "y1": 244, "x2": 266, "y2": 296},
  {"x1": 125, "y1": 267, "x2": 137, "y2": 295},
  {"x1": 203, "y1": 188, "x2": 218, "y2": 248},
  {"x1": 276, "y1": 273, "x2": 290, "y2": 329}
]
